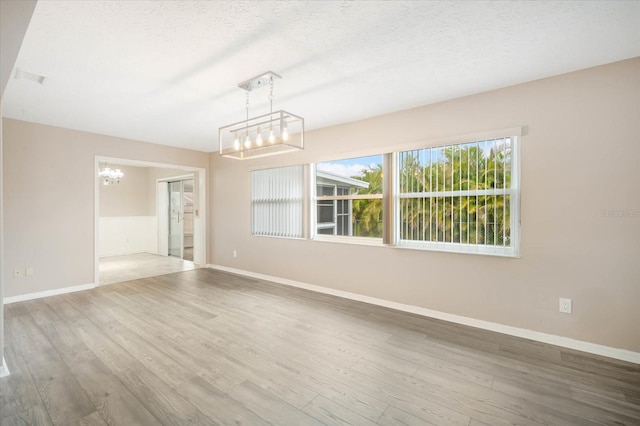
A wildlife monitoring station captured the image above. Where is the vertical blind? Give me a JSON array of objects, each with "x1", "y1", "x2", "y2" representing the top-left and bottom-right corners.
[{"x1": 251, "y1": 165, "x2": 304, "y2": 238}]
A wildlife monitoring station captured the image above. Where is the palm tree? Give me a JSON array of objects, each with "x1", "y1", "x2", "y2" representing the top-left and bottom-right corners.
[
  {"x1": 398, "y1": 142, "x2": 512, "y2": 246},
  {"x1": 352, "y1": 164, "x2": 383, "y2": 237}
]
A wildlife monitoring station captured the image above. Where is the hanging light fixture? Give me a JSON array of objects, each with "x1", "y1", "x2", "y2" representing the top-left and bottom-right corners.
[
  {"x1": 98, "y1": 165, "x2": 124, "y2": 185},
  {"x1": 219, "y1": 71, "x2": 304, "y2": 160}
]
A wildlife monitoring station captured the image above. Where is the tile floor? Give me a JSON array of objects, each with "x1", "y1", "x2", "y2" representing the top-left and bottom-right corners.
[{"x1": 99, "y1": 253, "x2": 196, "y2": 285}]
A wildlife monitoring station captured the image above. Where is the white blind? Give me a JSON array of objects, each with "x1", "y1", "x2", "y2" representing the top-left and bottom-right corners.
[{"x1": 251, "y1": 165, "x2": 304, "y2": 238}]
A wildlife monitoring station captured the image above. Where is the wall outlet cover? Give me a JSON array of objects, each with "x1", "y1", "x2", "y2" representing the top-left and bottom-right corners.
[{"x1": 559, "y1": 298, "x2": 572, "y2": 314}]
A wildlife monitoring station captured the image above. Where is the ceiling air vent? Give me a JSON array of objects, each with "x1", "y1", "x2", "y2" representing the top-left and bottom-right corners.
[{"x1": 14, "y1": 68, "x2": 46, "y2": 84}]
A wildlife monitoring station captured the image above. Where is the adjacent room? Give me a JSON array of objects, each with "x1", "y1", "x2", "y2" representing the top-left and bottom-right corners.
[
  {"x1": 97, "y1": 162, "x2": 200, "y2": 285},
  {"x1": 1, "y1": 1, "x2": 639, "y2": 425}
]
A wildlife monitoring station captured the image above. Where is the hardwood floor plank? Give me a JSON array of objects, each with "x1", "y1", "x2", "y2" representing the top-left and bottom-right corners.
[
  {"x1": 387, "y1": 330, "x2": 636, "y2": 400},
  {"x1": 492, "y1": 376, "x2": 638, "y2": 426},
  {"x1": 228, "y1": 380, "x2": 325, "y2": 426},
  {"x1": 183, "y1": 315, "x2": 388, "y2": 420},
  {"x1": 69, "y1": 359, "x2": 160, "y2": 426},
  {"x1": 376, "y1": 405, "x2": 439, "y2": 426},
  {"x1": 4, "y1": 302, "x2": 30, "y2": 318},
  {"x1": 26, "y1": 356, "x2": 96, "y2": 425},
  {"x1": 417, "y1": 354, "x2": 495, "y2": 388},
  {"x1": 8, "y1": 315, "x2": 96, "y2": 425},
  {"x1": 66, "y1": 411, "x2": 108, "y2": 426},
  {"x1": 0, "y1": 404, "x2": 53, "y2": 426},
  {"x1": 41, "y1": 297, "x2": 85, "y2": 323},
  {"x1": 302, "y1": 395, "x2": 378, "y2": 426},
  {"x1": 570, "y1": 386, "x2": 640, "y2": 421},
  {"x1": 468, "y1": 419, "x2": 493, "y2": 426},
  {"x1": 411, "y1": 363, "x2": 604, "y2": 426},
  {"x1": 204, "y1": 309, "x2": 363, "y2": 371},
  {"x1": 175, "y1": 376, "x2": 269, "y2": 425},
  {"x1": 353, "y1": 347, "x2": 585, "y2": 426},
  {"x1": 115, "y1": 366, "x2": 214, "y2": 425},
  {"x1": 346, "y1": 360, "x2": 476, "y2": 426},
  {"x1": 0, "y1": 334, "x2": 47, "y2": 421},
  {"x1": 625, "y1": 390, "x2": 640, "y2": 405},
  {"x1": 95, "y1": 321, "x2": 196, "y2": 388},
  {"x1": 560, "y1": 350, "x2": 640, "y2": 384},
  {"x1": 6, "y1": 315, "x2": 53, "y2": 358},
  {"x1": 107, "y1": 305, "x2": 247, "y2": 392},
  {"x1": 71, "y1": 318, "x2": 139, "y2": 374},
  {"x1": 179, "y1": 331, "x2": 319, "y2": 409},
  {"x1": 26, "y1": 300, "x2": 97, "y2": 366},
  {"x1": 3, "y1": 267, "x2": 638, "y2": 426}
]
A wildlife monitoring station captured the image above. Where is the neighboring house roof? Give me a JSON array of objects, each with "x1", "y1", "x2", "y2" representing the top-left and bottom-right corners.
[{"x1": 316, "y1": 170, "x2": 369, "y2": 189}]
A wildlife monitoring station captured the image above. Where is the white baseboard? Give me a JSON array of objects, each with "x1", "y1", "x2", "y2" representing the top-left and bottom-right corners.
[
  {"x1": 0, "y1": 356, "x2": 9, "y2": 378},
  {"x1": 3, "y1": 283, "x2": 96, "y2": 305},
  {"x1": 207, "y1": 264, "x2": 640, "y2": 364}
]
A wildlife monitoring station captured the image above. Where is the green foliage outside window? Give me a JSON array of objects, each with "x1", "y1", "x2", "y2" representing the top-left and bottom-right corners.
[{"x1": 350, "y1": 139, "x2": 513, "y2": 246}]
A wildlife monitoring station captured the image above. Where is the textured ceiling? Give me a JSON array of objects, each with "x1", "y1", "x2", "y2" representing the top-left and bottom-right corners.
[{"x1": 3, "y1": 1, "x2": 639, "y2": 152}]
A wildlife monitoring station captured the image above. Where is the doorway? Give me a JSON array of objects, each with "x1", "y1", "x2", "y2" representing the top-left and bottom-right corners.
[
  {"x1": 168, "y1": 178, "x2": 194, "y2": 261},
  {"x1": 94, "y1": 156, "x2": 207, "y2": 287}
]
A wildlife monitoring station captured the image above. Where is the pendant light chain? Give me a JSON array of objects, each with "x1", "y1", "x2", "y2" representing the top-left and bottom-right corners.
[
  {"x1": 245, "y1": 89, "x2": 250, "y2": 121},
  {"x1": 244, "y1": 89, "x2": 251, "y2": 148},
  {"x1": 269, "y1": 77, "x2": 274, "y2": 114}
]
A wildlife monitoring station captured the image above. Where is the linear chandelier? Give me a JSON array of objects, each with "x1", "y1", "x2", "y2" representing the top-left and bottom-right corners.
[
  {"x1": 99, "y1": 166, "x2": 124, "y2": 185},
  {"x1": 219, "y1": 71, "x2": 304, "y2": 160}
]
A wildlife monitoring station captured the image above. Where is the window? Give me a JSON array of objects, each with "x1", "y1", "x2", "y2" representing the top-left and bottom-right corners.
[
  {"x1": 251, "y1": 165, "x2": 304, "y2": 238},
  {"x1": 397, "y1": 137, "x2": 518, "y2": 255},
  {"x1": 314, "y1": 155, "x2": 383, "y2": 239},
  {"x1": 255, "y1": 131, "x2": 520, "y2": 257}
]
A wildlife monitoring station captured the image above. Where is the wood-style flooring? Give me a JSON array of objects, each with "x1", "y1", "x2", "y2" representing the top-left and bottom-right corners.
[{"x1": 2, "y1": 268, "x2": 639, "y2": 425}]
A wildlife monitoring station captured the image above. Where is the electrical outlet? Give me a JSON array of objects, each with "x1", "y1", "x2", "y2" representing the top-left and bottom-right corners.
[
  {"x1": 26, "y1": 267, "x2": 34, "y2": 277},
  {"x1": 559, "y1": 298, "x2": 572, "y2": 314},
  {"x1": 14, "y1": 269, "x2": 23, "y2": 278},
  {"x1": 233, "y1": 250, "x2": 238, "y2": 258}
]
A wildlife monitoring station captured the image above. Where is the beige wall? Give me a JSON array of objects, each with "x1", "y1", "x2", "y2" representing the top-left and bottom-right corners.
[
  {"x1": 210, "y1": 58, "x2": 640, "y2": 352},
  {"x1": 99, "y1": 165, "x2": 191, "y2": 217},
  {"x1": 1, "y1": 0, "x2": 38, "y2": 370},
  {"x1": 99, "y1": 165, "x2": 149, "y2": 217},
  {"x1": 2, "y1": 119, "x2": 209, "y2": 298}
]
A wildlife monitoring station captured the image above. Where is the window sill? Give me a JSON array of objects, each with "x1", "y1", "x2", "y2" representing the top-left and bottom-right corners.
[
  {"x1": 312, "y1": 235, "x2": 384, "y2": 247},
  {"x1": 397, "y1": 240, "x2": 520, "y2": 258},
  {"x1": 256, "y1": 234, "x2": 520, "y2": 258},
  {"x1": 252, "y1": 234, "x2": 305, "y2": 240}
]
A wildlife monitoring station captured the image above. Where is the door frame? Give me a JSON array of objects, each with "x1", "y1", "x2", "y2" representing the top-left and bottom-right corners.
[
  {"x1": 94, "y1": 156, "x2": 207, "y2": 286},
  {"x1": 160, "y1": 175, "x2": 195, "y2": 259}
]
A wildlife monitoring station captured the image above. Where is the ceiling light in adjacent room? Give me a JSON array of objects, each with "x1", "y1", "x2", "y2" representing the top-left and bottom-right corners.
[{"x1": 99, "y1": 167, "x2": 124, "y2": 185}]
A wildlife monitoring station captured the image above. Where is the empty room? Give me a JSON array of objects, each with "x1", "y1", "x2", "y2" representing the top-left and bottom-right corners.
[{"x1": 1, "y1": 1, "x2": 639, "y2": 425}]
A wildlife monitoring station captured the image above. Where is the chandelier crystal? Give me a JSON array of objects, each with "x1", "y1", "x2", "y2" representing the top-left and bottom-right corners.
[
  {"x1": 99, "y1": 166, "x2": 124, "y2": 185},
  {"x1": 219, "y1": 71, "x2": 304, "y2": 160}
]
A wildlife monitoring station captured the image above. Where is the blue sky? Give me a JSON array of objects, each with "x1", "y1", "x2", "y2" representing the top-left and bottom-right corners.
[
  {"x1": 315, "y1": 138, "x2": 511, "y2": 178},
  {"x1": 317, "y1": 154, "x2": 383, "y2": 178}
]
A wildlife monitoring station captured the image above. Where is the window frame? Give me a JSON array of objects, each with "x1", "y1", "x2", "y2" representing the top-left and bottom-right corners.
[
  {"x1": 311, "y1": 162, "x2": 384, "y2": 244},
  {"x1": 253, "y1": 129, "x2": 521, "y2": 257},
  {"x1": 393, "y1": 136, "x2": 520, "y2": 257}
]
